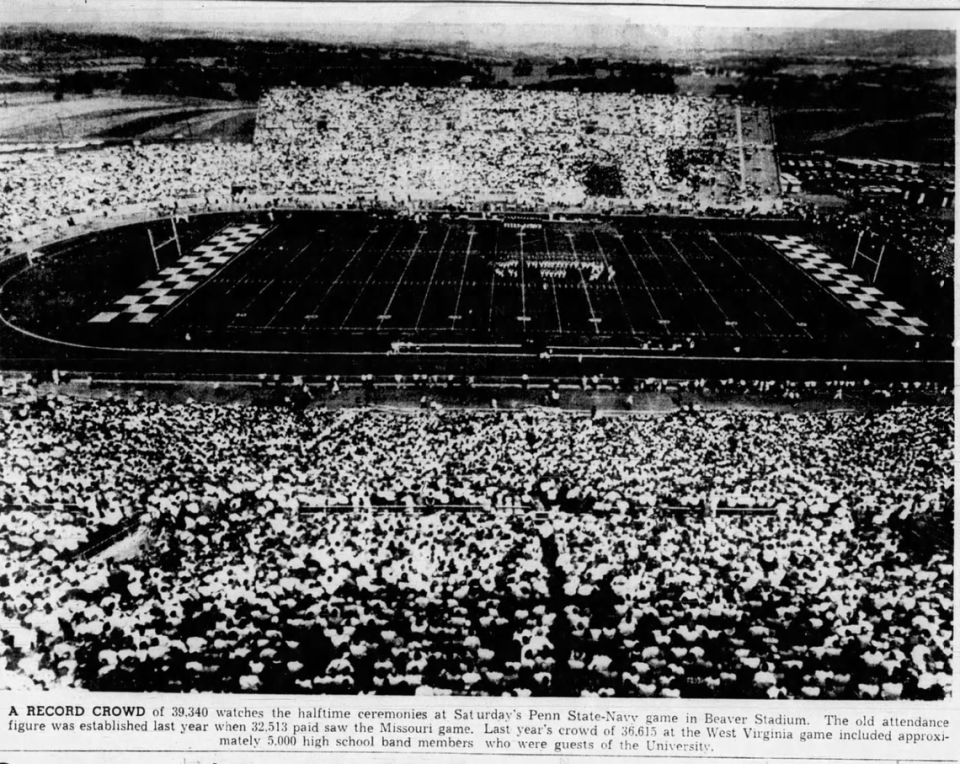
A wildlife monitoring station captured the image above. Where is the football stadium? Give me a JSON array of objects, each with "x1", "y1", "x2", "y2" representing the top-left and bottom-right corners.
[{"x1": 0, "y1": 84, "x2": 953, "y2": 699}]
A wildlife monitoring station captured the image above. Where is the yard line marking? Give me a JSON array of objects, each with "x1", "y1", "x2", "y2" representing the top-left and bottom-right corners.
[
  {"x1": 541, "y1": 228, "x2": 565, "y2": 333},
  {"x1": 450, "y1": 228, "x2": 476, "y2": 329},
  {"x1": 376, "y1": 227, "x2": 427, "y2": 330},
  {"x1": 487, "y1": 227, "x2": 501, "y2": 328},
  {"x1": 263, "y1": 234, "x2": 335, "y2": 328},
  {"x1": 682, "y1": 232, "x2": 771, "y2": 334},
  {"x1": 662, "y1": 233, "x2": 741, "y2": 337},
  {"x1": 306, "y1": 225, "x2": 386, "y2": 325},
  {"x1": 614, "y1": 232, "x2": 669, "y2": 334},
  {"x1": 517, "y1": 229, "x2": 528, "y2": 322},
  {"x1": 227, "y1": 278, "x2": 277, "y2": 328},
  {"x1": 686, "y1": 234, "x2": 772, "y2": 335},
  {"x1": 285, "y1": 229, "x2": 324, "y2": 270},
  {"x1": 337, "y1": 225, "x2": 404, "y2": 328},
  {"x1": 220, "y1": 225, "x2": 280, "y2": 298},
  {"x1": 707, "y1": 234, "x2": 813, "y2": 340},
  {"x1": 591, "y1": 229, "x2": 635, "y2": 335},
  {"x1": 415, "y1": 226, "x2": 451, "y2": 329},
  {"x1": 564, "y1": 231, "x2": 599, "y2": 334},
  {"x1": 302, "y1": 227, "x2": 379, "y2": 320}
]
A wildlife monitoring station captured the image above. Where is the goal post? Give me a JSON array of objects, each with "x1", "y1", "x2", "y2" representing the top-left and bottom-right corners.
[{"x1": 146, "y1": 217, "x2": 183, "y2": 273}]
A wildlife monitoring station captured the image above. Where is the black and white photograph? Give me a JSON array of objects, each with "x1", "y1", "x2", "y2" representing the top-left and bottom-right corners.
[{"x1": 0, "y1": 0, "x2": 954, "y2": 710}]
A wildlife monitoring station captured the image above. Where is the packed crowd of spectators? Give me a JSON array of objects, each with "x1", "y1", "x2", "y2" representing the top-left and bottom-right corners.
[
  {"x1": 0, "y1": 86, "x2": 789, "y2": 258},
  {"x1": 0, "y1": 378, "x2": 952, "y2": 698},
  {"x1": 0, "y1": 142, "x2": 259, "y2": 255},
  {"x1": 255, "y1": 86, "x2": 779, "y2": 213}
]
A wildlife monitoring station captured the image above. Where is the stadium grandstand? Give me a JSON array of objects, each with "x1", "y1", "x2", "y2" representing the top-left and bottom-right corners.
[
  {"x1": 0, "y1": 84, "x2": 953, "y2": 698},
  {"x1": 253, "y1": 86, "x2": 780, "y2": 213}
]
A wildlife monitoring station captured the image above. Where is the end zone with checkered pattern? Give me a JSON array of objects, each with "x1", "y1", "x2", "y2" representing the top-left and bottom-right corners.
[
  {"x1": 762, "y1": 235, "x2": 927, "y2": 337},
  {"x1": 89, "y1": 224, "x2": 269, "y2": 325}
]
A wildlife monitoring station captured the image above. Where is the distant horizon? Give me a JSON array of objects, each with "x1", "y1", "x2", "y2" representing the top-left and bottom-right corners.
[
  {"x1": 1, "y1": 26, "x2": 956, "y2": 62},
  {"x1": 1, "y1": 1, "x2": 957, "y2": 58}
]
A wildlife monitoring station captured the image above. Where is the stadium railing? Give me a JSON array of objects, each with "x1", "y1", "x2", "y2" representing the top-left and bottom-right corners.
[{"x1": 68, "y1": 515, "x2": 143, "y2": 563}]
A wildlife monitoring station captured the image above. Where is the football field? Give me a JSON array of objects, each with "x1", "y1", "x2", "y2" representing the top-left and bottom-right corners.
[
  {"x1": 80, "y1": 214, "x2": 922, "y2": 346},
  {"x1": 0, "y1": 211, "x2": 943, "y2": 379}
]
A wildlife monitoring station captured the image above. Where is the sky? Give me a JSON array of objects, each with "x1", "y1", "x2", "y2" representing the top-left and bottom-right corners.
[{"x1": 3, "y1": 1, "x2": 958, "y2": 31}]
